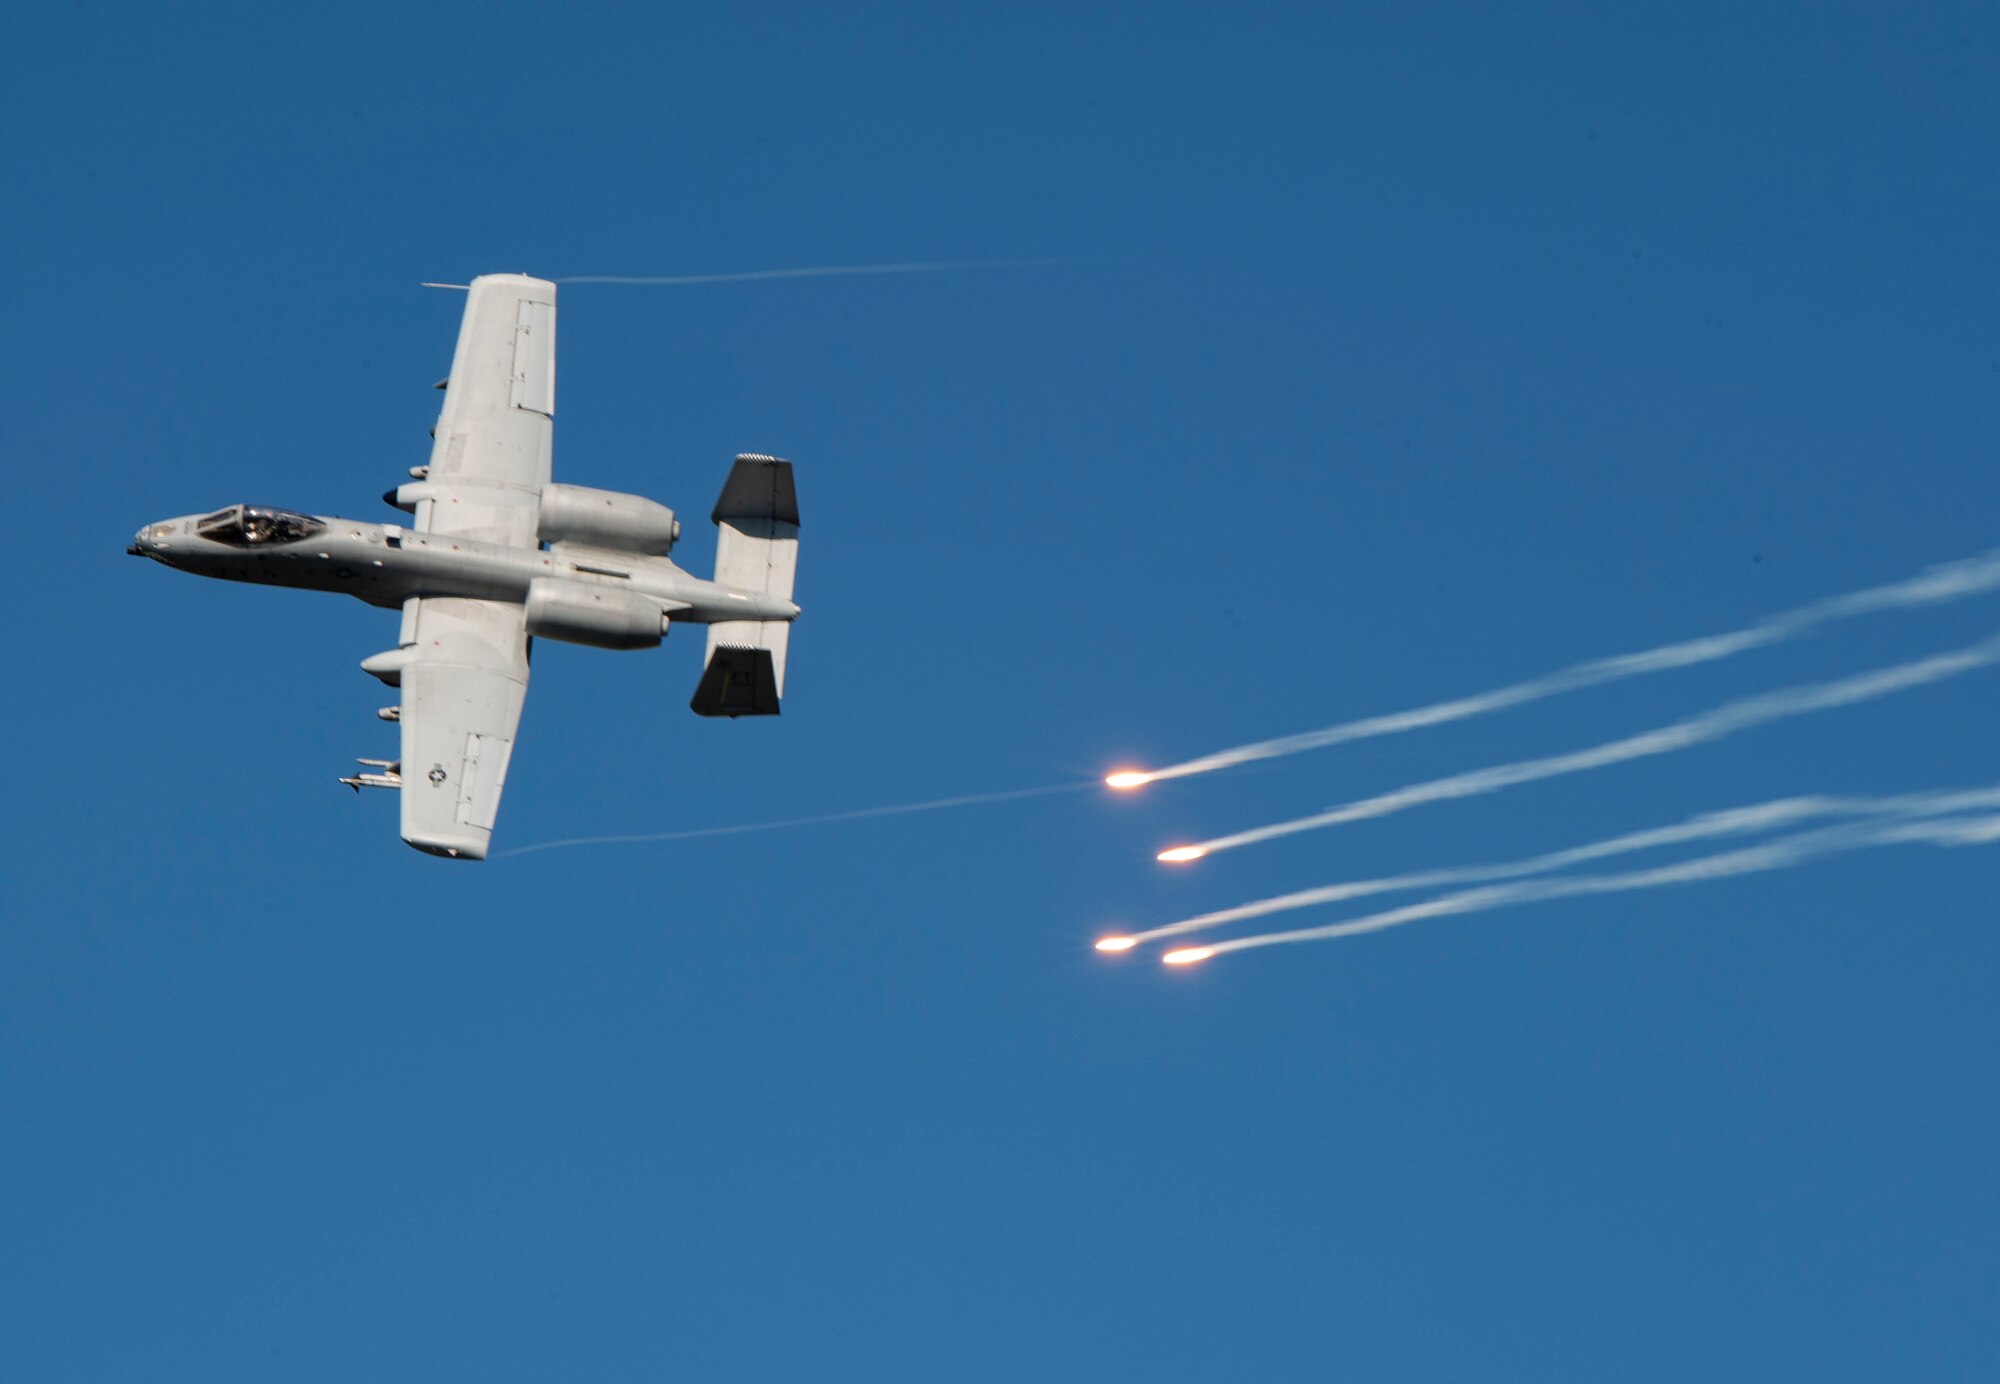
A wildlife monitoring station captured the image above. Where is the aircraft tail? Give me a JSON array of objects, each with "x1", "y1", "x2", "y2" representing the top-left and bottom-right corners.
[{"x1": 692, "y1": 454, "x2": 798, "y2": 717}]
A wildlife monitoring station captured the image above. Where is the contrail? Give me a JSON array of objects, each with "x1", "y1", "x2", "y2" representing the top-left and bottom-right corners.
[
  {"x1": 1109, "y1": 551, "x2": 2000, "y2": 787},
  {"x1": 1163, "y1": 633, "x2": 2000, "y2": 860},
  {"x1": 557, "y1": 258, "x2": 1065, "y2": 286},
  {"x1": 495, "y1": 781, "x2": 1091, "y2": 859},
  {"x1": 1176, "y1": 810, "x2": 2000, "y2": 961},
  {"x1": 1111, "y1": 785, "x2": 2000, "y2": 946}
]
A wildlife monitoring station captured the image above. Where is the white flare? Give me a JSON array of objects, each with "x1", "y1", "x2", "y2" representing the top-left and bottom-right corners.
[
  {"x1": 1132, "y1": 784, "x2": 2000, "y2": 943},
  {"x1": 1202, "y1": 810, "x2": 2000, "y2": 958},
  {"x1": 558, "y1": 258, "x2": 1064, "y2": 286},
  {"x1": 1187, "y1": 634, "x2": 2000, "y2": 858},
  {"x1": 1139, "y1": 551, "x2": 2000, "y2": 783},
  {"x1": 497, "y1": 782, "x2": 1090, "y2": 858}
]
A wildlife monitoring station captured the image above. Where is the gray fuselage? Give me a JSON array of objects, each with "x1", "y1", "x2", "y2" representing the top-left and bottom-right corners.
[{"x1": 128, "y1": 506, "x2": 798, "y2": 625}]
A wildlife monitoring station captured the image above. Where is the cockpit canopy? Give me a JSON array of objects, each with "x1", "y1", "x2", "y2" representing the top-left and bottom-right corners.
[{"x1": 196, "y1": 505, "x2": 325, "y2": 548}]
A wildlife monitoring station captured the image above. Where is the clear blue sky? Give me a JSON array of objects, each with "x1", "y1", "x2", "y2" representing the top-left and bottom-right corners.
[{"x1": 6, "y1": 3, "x2": 1999, "y2": 1378}]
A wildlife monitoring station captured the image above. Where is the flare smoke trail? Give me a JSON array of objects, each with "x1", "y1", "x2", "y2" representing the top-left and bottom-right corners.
[
  {"x1": 1125, "y1": 785, "x2": 2000, "y2": 944},
  {"x1": 1190, "y1": 810, "x2": 2000, "y2": 958},
  {"x1": 557, "y1": 258, "x2": 1065, "y2": 286},
  {"x1": 1180, "y1": 633, "x2": 2000, "y2": 858},
  {"x1": 1122, "y1": 551, "x2": 2000, "y2": 785},
  {"x1": 496, "y1": 781, "x2": 1089, "y2": 859}
]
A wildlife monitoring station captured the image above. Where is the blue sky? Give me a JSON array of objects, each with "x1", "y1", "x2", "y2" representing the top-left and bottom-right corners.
[{"x1": 6, "y1": 3, "x2": 1999, "y2": 1378}]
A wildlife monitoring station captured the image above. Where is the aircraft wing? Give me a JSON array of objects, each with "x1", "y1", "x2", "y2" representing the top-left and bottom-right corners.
[
  {"x1": 418, "y1": 274, "x2": 556, "y2": 547},
  {"x1": 397, "y1": 596, "x2": 531, "y2": 859}
]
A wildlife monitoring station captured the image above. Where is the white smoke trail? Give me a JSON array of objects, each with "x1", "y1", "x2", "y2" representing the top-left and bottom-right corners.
[
  {"x1": 1182, "y1": 633, "x2": 2000, "y2": 857},
  {"x1": 1133, "y1": 551, "x2": 2000, "y2": 784},
  {"x1": 1131, "y1": 785, "x2": 2000, "y2": 943},
  {"x1": 495, "y1": 781, "x2": 1090, "y2": 859},
  {"x1": 1192, "y1": 810, "x2": 2000, "y2": 958},
  {"x1": 557, "y1": 258, "x2": 1064, "y2": 286}
]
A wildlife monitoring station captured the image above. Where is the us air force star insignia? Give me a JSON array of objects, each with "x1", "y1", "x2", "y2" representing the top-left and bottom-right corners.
[{"x1": 429, "y1": 765, "x2": 447, "y2": 786}]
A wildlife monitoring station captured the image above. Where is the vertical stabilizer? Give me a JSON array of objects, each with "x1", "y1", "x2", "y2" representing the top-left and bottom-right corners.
[{"x1": 693, "y1": 455, "x2": 799, "y2": 717}]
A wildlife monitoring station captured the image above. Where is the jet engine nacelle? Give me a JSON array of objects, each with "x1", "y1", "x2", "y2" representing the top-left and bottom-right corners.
[
  {"x1": 524, "y1": 577, "x2": 666, "y2": 650},
  {"x1": 537, "y1": 484, "x2": 681, "y2": 555}
]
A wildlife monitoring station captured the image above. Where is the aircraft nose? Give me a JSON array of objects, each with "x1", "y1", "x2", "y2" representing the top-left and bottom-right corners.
[{"x1": 129, "y1": 522, "x2": 173, "y2": 558}]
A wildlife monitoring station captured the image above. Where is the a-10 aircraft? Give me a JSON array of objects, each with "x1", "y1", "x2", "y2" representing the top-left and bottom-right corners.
[{"x1": 128, "y1": 273, "x2": 800, "y2": 860}]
